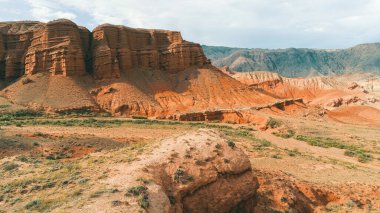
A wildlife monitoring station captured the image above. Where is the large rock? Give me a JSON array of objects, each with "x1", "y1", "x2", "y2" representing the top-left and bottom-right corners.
[
  {"x1": 91, "y1": 24, "x2": 208, "y2": 79},
  {"x1": 24, "y1": 19, "x2": 87, "y2": 76},
  {"x1": 0, "y1": 20, "x2": 87, "y2": 78},
  {"x1": 76, "y1": 129, "x2": 259, "y2": 212},
  {"x1": 0, "y1": 19, "x2": 208, "y2": 80}
]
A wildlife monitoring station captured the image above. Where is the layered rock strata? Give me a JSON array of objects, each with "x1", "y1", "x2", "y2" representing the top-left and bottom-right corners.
[{"x1": 0, "y1": 19, "x2": 208, "y2": 79}]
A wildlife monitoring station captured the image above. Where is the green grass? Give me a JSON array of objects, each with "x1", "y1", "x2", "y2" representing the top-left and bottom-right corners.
[
  {"x1": 344, "y1": 150, "x2": 373, "y2": 163},
  {"x1": 0, "y1": 104, "x2": 10, "y2": 109},
  {"x1": 2, "y1": 162, "x2": 19, "y2": 171},
  {"x1": 25, "y1": 199, "x2": 42, "y2": 210},
  {"x1": 295, "y1": 135, "x2": 373, "y2": 163},
  {"x1": 295, "y1": 135, "x2": 352, "y2": 149},
  {"x1": 273, "y1": 129, "x2": 295, "y2": 139},
  {"x1": 131, "y1": 116, "x2": 148, "y2": 119},
  {"x1": 57, "y1": 109, "x2": 111, "y2": 117},
  {"x1": 0, "y1": 109, "x2": 44, "y2": 121},
  {"x1": 0, "y1": 118, "x2": 180, "y2": 127},
  {"x1": 287, "y1": 148, "x2": 301, "y2": 157}
]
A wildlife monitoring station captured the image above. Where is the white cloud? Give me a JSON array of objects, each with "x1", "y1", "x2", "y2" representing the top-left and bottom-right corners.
[
  {"x1": 26, "y1": 0, "x2": 76, "y2": 22},
  {"x1": 2, "y1": 0, "x2": 380, "y2": 48}
]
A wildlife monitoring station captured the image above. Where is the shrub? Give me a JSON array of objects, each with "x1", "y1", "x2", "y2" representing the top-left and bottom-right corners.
[
  {"x1": 0, "y1": 104, "x2": 10, "y2": 109},
  {"x1": 173, "y1": 168, "x2": 193, "y2": 184},
  {"x1": 126, "y1": 186, "x2": 148, "y2": 196},
  {"x1": 2, "y1": 162, "x2": 19, "y2": 171},
  {"x1": 111, "y1": 200, "x2": 122, "y2": 206},
  {"x1": 138, "y1": 193, "x2": 149, "y2": 209},
  {"x1": 25, "y1": 199, "x2": 41, "y2": 209},
  {"x1": 273, "y1": 129, "x2": 295, "y2": 139},
  {"x1": 215, "y1": 144, "x2": 222, "y2": 149},
  {"x1": 287, "y1": 149, "x2": 300, "y2": 157},
  {"x1": 33, "y1": 132, "x2": 49, "y2": 137},
  {"x1": 168, "y1": 195, "x2": 176, "y2": 205},
  {"x1": 126, "y1": 185, "x2": 149, "y2": 209},
  {"x1": 132, "y1": 116, "x2": 148, "y2": 120},
  {"x1": 266, "y1": 117, "x2": 281, "y2": 128},
  {"x1": 226, "y1": 140, "x2": 236, "y2": 148}
]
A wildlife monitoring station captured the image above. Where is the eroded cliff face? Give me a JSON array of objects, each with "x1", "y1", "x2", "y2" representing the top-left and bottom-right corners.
[
  {"x1": 0, "y1": 20, "x2": 88, "y2": 78},
  {"x1": 1, "y1": 19, "x2": 278, "y2": 116},
  {"x1": 0, "y1": 20, "x2": 207, "y2": 79},
  {"x1": 0, "y1": 19, "x2": 208, "y2": 80},
  {"x1": 92, "y1": 24, "x2": 207, "y2": 79},
  {"x1": 0, "y1": 19, "x2": 222, "y2": 113}
]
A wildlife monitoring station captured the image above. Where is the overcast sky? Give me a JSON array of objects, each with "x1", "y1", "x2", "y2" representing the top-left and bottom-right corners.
[{"x1": 0, "y1": 0, "x2": 379, "y2": 49}]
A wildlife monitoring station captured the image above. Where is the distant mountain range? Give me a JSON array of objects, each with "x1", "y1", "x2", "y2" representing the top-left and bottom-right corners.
[{"x1": 202, "y1": 43, "x2": 380, "y2": 77}]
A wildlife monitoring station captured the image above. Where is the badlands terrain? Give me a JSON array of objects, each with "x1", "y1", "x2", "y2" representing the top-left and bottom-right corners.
[{"x1": 0, "y1": 19, "x2": 379, "y2": 212}]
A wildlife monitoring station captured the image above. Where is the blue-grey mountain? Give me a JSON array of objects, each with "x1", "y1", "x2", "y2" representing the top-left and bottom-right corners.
[{"x1": 202, "y1": 43, "x2": 380, "y2": 77}]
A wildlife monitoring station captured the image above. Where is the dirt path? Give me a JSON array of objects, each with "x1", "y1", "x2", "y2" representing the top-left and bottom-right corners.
[{"x1": 255, "y1": 131, "x2": 380, "y2": 171}]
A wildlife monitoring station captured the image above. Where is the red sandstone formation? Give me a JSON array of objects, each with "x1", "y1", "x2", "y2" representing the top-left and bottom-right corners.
[
  {"x1": 0, "y1": 19, "x2": 278, "y2": 117},
  {"x1": 91, "y1": 24, "x2": 207, "y2": 79}
]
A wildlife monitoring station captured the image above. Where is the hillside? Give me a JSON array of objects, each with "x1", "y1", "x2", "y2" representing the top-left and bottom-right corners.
[
  {"x1": 0, "y1": 19, "x2": 275, "y2": 119},
  {"x1": 202, "y1": 43, "x2": 380, "y2": 77}
]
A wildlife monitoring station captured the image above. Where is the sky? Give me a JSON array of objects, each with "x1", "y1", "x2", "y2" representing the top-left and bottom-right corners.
[{"x1": 0, "y1": 0, "x2": 379, "y2": 49}]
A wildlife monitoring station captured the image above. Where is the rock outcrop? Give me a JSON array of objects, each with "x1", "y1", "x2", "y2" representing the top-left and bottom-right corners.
[
  {"x1": 0, "y1": 19, "x2": 209, "y2": 80},
  {"x1": 78, "y1": 129, "x2": 259, "y2": 212},
  {"x1": 0, "y1": 20, "x2": 88, "y2": 78},
  {"x1": 0, "y1": 20, "x2": 282, "y2": 118},
  {"x1": 92, "y1": 25, "x2": 207, "y2": 79}
]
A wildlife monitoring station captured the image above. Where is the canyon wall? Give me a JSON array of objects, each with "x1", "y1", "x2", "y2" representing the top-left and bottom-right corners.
[{"x1": 0, "y1": 19, "x2": 209, "y2": 80}]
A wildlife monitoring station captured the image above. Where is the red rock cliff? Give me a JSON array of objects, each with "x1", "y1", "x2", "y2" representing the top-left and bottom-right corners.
[
  {"x1": 91, "y1": 24, "x2": 208, "y2": 79},
  {"x1": 0, "y1": 19, "x2": 209, "y2": 80}
]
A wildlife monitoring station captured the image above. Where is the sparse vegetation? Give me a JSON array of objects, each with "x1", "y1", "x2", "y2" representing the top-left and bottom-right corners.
[
  {"x1": 25, "y1": 199, "x2": 42, "y2": 209},
  {"x1": 2, "y1": 162, "x2": 19, "y2": 171},
  {"x1": 296, "y1": 135, "x2": 373, "y2": 163},
  {"x1": 0, "y1": 109, "x2": 44, "y2": 121},
  {"x1": 287, "y1": 148, "x2": 300, "y2": 157},
  {"x1": 136, "y1": 177, "x2": 150, "y2": 184},
  {"x1": 126, "y1": 185, "x2": 149, "y2": 209},
  {"x1": 168, "y1": 195, "x2": 176, "y2": 205},
  {"x1": 126, "y1": 186, "x2": 148, "y2": 196},
  {"x1": 215, "y1": 143, "x2": 222, "y2": 149},
  {"x1": 266, "y1": 117, "x2": 281, "y2": 128},
  {"x1": 0, "y1": 104, "x2": 10, "y2": 109},
  {"x1": 173, "y1": 168, "x2": 193, "y2": 184},
  {"x1": 132, "y1": 115, "x2": 148, "y2": 119},
  {"x1": 33, "y1": 132, "x2": 49, "y2": 138},
  {"x1": 111, "y1": 200, "x2": 122, "y2": 206},
  {"x1": 226, "y1": 140, "x2": 236, "y2": 148},
  {"x1": 57, "y1": 109, "x2": 108, "y2": 117},
  {"x1": 344, "y1": 150, "x2": 373, "y2": 163},
  {"x1": 273, "y1": 129, "x2": 295, "y2": 139}
]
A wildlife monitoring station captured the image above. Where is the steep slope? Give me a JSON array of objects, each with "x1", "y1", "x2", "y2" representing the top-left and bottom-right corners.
[
  {"x1": 0, "y1": 20, "x2": 275, "y2": 117},
  {"x1": 203, "y1": 43, "x2": 380, "y2": 77}
]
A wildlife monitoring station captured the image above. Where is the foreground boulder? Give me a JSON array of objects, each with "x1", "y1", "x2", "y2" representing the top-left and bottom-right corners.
[{"x1": 77, "y1": 129, "x2": 259, "y2": 212}]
